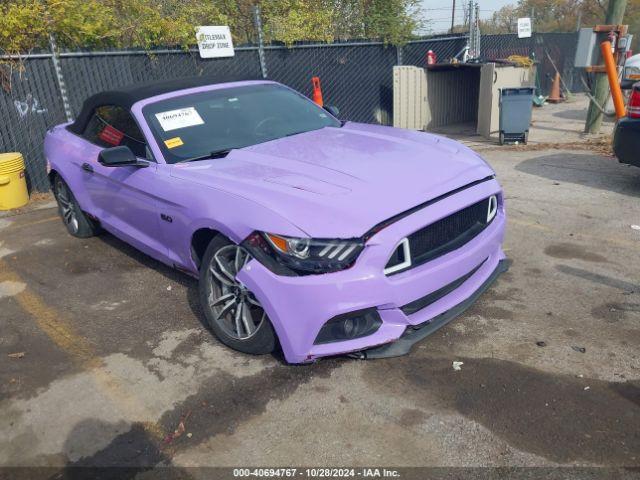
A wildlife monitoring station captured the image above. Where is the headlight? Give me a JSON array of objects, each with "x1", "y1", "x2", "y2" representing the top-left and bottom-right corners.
[{"x1": 242, "y1": 232, "x2": 364, "y2": 275}]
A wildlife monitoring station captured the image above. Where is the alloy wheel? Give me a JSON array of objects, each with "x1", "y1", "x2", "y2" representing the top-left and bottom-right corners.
[
  {"x1": 207, "y1": 244, "x2": 266, "y2": 340},
  {"x1": 56, "y1": 178, "x2": 79, "y2": 233}
]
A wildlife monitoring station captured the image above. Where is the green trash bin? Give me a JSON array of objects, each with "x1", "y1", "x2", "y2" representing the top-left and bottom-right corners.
[{"x1": 499, "y1": 87, "x2": 534, "y2": 145}]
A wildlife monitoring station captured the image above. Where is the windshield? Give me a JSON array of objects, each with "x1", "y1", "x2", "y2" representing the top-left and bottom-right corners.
[{"x1": 142, "y1": 83, "x2": 341, "y2": 164}]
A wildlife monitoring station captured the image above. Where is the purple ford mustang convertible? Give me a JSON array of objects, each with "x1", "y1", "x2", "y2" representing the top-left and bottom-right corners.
[{"x1": 44, "y1": 77, "x2": 507, "y2": 363}]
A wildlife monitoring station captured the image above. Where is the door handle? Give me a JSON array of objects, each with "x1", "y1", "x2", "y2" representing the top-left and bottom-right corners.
[{"x1": 82, "y1": 162, "x2": 94, "y2": 173}]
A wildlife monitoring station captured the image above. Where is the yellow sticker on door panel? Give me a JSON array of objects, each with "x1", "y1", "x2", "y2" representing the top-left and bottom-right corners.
[{"x1": 164, "y1": 137, "x2": 184, "y2": 149}]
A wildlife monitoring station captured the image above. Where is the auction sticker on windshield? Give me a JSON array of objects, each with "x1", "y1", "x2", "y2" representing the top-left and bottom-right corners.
[
  {"x1": 164, "y1": 137, "x2": 184, "y2": 149},
  {"x1": 155, "y1": 107, "x2": 204, "y2": 132}
]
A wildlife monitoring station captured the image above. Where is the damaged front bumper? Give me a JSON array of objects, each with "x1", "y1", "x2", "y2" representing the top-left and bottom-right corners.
[
  {"x1": 237, "y1": 177, "x2": 507, "y2": 364},
  {"x1": 353, "y1": 258, "x2": 510, "y2": 359}
]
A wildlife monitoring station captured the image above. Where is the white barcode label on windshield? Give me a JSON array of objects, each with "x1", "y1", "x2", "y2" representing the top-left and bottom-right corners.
[{"x1": 155, "y1": 107, "x2": 204, "y2": 132}]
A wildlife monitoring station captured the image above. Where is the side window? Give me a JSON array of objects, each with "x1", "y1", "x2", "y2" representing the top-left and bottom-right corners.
[{"x1": 83, "y1": 105, "x2": 150, "y2": 159}]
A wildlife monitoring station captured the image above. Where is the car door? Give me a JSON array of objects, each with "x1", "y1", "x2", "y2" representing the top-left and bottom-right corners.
[{"x1": 78, "y1": 105, "x2": 167, "y2": 261}]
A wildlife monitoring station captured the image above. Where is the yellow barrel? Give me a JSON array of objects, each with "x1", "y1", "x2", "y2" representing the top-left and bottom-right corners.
[{"x1": 0, "y1": 153, "x2": 29, "y2": 210}]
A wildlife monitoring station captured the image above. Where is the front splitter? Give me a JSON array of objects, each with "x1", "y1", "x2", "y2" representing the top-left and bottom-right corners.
[{"x1": 356, "y1": 258, "x2": 510, "y2": 360}]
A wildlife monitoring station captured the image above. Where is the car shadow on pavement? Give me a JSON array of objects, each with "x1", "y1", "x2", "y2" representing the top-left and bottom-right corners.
[
  {"x1": 96, "y1": 233, "x2": 291, "y2": 364},
  {"x1": 97, "y1": 233, "x2": 194, "y2": 286},
  {"x1": 515, "y1": 152, "x2": 640, "y2": 197},
  {"x1": 52, "y1": 355, "x2": 342, "y2": 476},
  {"x1": 363, "y1": 355, "x2": 640, "y2": 465},
  {"x1": 97, "y1": 232, "x2": 203, "y2": 314}
]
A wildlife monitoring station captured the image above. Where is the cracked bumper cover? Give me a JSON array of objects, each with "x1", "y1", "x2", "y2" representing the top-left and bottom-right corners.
[
  {"x1": 237, "y1": 178, "x2": 507, "y2": 364},
  {"x1": 360, "y1": 258, "x2": 509, "y2": 359}
]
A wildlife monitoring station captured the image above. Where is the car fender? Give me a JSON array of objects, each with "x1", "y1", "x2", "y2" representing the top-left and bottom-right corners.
[
  {"x1": 174, "y1": 194, "x2": 309, "y2": 353},
  {"x1": 155, "y1": 177, "x2": 309, "y2": 274}
]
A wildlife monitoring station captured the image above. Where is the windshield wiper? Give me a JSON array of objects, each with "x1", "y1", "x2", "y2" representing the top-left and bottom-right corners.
[
  {"x1": 284, "y1": 130, "x2": 310, "y2": 138},
  {"x1": 177, "y1": 149, "x2": 233, "y2": 164}
]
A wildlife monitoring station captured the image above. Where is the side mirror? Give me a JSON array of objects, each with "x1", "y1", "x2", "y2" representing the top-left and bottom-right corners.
[
  {"x1": 98, "y1": 146, "x2": 148, "y2": 168},
  {"x1": 324, "y1": 105, "x2": 340, "y2": 118}
]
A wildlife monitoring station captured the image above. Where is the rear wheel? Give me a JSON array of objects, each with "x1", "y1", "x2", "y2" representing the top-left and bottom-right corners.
[
  {"x1": 198, "y1": 236, "x2": 277, "y2": 355},
  {"x1": 53, "y1": 175, "x2": 99, "y2": 238}
]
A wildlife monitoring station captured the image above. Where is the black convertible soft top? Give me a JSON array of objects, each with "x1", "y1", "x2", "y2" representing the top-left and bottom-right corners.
[{"x1": 67, "y1": 76, "x2": 234, "y2": 134}]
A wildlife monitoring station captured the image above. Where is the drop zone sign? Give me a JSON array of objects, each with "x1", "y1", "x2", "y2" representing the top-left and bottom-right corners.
[
  {"x1": 517, "y1": 18, "x2": 532, "y2": 38},
  {"x1": 196, "y1": 26, "x2": 234, "y2": 58}
]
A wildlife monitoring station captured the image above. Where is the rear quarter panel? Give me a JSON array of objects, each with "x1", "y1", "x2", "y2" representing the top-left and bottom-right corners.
[{"x1": 44, "y1": 124, "x2": 98, "y2": 213}]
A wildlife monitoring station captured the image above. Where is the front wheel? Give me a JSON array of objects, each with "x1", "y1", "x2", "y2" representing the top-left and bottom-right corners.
[{"x1": 198, "y1": 236, "x2": 277, "y2": 355}]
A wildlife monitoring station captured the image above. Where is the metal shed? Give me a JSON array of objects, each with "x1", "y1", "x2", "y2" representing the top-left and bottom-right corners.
[{"x1": 393, "y1": 63, "x2": 535, "y2": 141}]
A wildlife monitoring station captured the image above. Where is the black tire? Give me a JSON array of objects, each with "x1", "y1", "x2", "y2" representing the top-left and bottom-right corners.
[
  {"x1": 53, "y1": 174, "x2": 99, "y2": 238},
  {"x1": 198, "y1": 235, "x2": 277, "y2": 355},
  {"x1": 499, "y1": 131, "x2": 505, "y2": 145}
]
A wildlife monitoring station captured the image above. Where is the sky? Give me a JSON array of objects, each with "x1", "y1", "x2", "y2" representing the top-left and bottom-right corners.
[{"x1": 419, "y1": 0, "x2": 515, "y2": 33}]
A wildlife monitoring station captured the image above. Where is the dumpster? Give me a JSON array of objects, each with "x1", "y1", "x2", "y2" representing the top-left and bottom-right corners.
[
  {"x1": 0, "y1": 152, "x2": 29, "y2": 210},
  {"x1": 499, "y1": 87, "x2": 534, "y2": 145}
]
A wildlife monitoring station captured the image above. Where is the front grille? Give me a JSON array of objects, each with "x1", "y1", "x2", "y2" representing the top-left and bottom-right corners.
[{"x1": 385, "y1": 196, "x2": 495, "y2": 275}]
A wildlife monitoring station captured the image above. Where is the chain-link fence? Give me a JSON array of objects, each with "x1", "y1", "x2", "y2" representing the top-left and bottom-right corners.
[
  {"x1": 480, "y1": 32, "x2": 582, "y2": 94},
  {"x1": 0, "y1": 56, "x2": 69, "y2": 193},
  {"x1": 0, "y1": 28, "x2": 581, "y2": 193}
]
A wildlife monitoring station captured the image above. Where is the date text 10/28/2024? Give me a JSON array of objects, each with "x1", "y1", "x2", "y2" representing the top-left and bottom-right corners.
[{"x1": 233, "y1": 468, "x2": 401, "y2": 478}]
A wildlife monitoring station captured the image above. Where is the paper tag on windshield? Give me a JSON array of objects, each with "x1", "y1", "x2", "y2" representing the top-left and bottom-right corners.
[{"x1": 155, "y1": 107, "x2": 204, "y2": 132}]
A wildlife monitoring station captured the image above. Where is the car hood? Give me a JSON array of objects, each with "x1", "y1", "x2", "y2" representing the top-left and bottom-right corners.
[{"x1": 170, "y1": 123, "x2": 494, "y2": 238}]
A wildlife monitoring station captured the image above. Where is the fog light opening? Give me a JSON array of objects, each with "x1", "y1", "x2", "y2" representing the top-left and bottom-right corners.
[
  {"x1": 314, "y1": 308, "x2": 382, "y2": 345},
  {"x1": 343, "y1": 318, "x2": 355, "y2": 337}
]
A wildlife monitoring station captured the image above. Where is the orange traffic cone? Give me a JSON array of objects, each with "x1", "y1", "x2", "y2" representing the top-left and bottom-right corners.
[
  {"x1": 547, "y1": 72, "x2": 563, "y2": 103},
  {"x1": 312, "y1": 77, "x2": 324, "y2": 107}
]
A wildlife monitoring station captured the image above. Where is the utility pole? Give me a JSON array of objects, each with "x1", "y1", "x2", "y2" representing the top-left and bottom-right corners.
[
  {"x1": 49, "y1": 34, "x2": 73, "y2": 122},
  {"x1": 451, "y1": 0, "x2": 456, "y2": 33},
  {"x1": 584, "y1": 0, "x2": 628, "y2": 133},
  {"x1": 253, "y1": 5, "x2": 268, "y2": 79},
  {"x1": 451, "y1": 0, "x2": 457, "y2": 33},
  {"x1": 576, "y1": 10, "x2": 583, "y2": 31},
  {"x1": 475, "y1": 2, "x2": 480, "y2": 57},
  {"x1": 530, "y1": 7, "x2": 535, "y2": 34}
]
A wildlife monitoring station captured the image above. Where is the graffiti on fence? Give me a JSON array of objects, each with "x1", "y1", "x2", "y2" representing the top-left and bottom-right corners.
[{"x1": 14, "y1": 94, "x2": 47, "y2": 118}]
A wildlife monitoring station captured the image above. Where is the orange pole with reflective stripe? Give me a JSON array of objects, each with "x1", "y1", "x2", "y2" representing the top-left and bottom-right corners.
[{"x1": 601, "y1": 40, "x2": 626, "y2": 119}]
